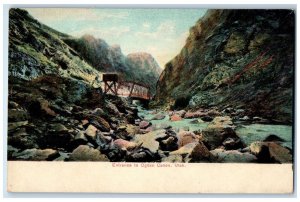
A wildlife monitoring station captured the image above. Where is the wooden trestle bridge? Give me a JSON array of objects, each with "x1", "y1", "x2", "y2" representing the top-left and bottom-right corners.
[{"x1": 101, "y1": 73, "x2": 151, "y2": 100}]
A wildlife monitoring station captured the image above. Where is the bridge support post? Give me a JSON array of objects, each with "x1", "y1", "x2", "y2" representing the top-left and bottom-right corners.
[{"x1": 104, "y1": 81, "x2": 118, "y2": 95}]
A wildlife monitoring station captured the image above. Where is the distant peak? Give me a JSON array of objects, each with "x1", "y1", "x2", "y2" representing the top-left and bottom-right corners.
[{"x1": 127, "y1": 52, "x2": 153, "y2": 58}]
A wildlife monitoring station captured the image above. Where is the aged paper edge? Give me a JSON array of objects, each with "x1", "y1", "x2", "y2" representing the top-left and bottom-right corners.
[{"x1": 7, "y1": 161, "x2": 293, "y2": 193}]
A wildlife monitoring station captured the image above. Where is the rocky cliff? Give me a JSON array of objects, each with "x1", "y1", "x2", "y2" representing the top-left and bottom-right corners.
[
  {"x1": 126, "y1": 52, "x2": 162, "y2": 93},
  {"x1": 64, "y1": 35, "x2": 162, "y2": 94},
  {"x1": 153, "y1": 9, "x2": 295, "y2": 124}
]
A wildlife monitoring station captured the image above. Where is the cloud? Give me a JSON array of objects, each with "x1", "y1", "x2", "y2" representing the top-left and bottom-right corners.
[
  {"x1": 135, "y1": 20, "x2": 176, "y2": 40},
  {"x1": 25, "y1": 8, "x2": 129, "y2": 24},
  {"x1": 71, "y1": 26, "x2": 131, "y2": 39},
  {"x1": 142, "y1": 22, "x2": 151, "y2": 29},
  {"x1": 141, "y1": 30, "x2": 189, "y2": 68}
]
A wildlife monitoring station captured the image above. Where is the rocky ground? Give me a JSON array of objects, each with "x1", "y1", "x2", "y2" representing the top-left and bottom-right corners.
[{"x1": 7, "y1": 78, "x2": 293, "y2": 163}]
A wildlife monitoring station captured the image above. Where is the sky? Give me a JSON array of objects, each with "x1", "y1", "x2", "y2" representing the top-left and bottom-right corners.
[{"x1": 25, "y1": 8, "x2": 207, "y2": 68}]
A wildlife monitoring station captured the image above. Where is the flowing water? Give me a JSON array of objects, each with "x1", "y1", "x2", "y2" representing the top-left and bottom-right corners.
[
  {"x1": 136, "y1": 103, "x2": 293, "y2": 150},
  {"x1": 236, "y1": 124, "x2": 293, "y2": 149}
]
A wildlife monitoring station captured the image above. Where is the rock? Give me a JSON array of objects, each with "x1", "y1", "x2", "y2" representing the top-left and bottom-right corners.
[
  {"x1": 126, "y1": 147, "x2": 156, "y2": 162},
  {"x1": 236, "y1": 109, "x2": 245, "y2": 114},
  {"x1": 202, "y1": 126, "x2": 237, "y2": 150},
  {"x1": 32, "y1": 99, "x2": 56, "y2": 117},
  {"x1": 207, "y1": 109, "x2": 221, "y2": 117},
  {"x1": 106, "y1": 101, "x2": 120, "y2": 116},
  {"x1": 139, "y1": 121, "x2": 151, "y2": 129},
  {"x1": 210, "y1": 149, "x2": 257, "y2": 163},
  {"x1": 91, "y1": 108, "x2": 104, "y2": 116},
  {"x1": 81, "y1": 119, "x2": 89, "y2": 126},
  {"x1": 49, "y1": 123, "x2": 68, "y2": 133},
  {"x1": 155, "y1": 123, "x2": 172, "y2": 130},
  {"x1": 189, "y1": 141, "x2": 212, "y2": 161},
  {"x1": 177, "y1": 131, "x2": 198, "y2": 147},
  {"x1": 267, "y1": 142, "x2": 292, "y2": 163},
  {"x1": 8, "y1": 129, "x2": 38, "y2": 149},
  {"x1": 8, "y1": 121, "x2": 28, "y2": 131},
  {"x1": 162, "y1": 154, "x2": 183, "y2": 163},
  {"x1": 113, "y1": 139, "x2": 139, "y2": 151},
  {"x1": 68, "y1": 130, "x2": 88, "y2": 150},
  {"x1": 175, "y1": 110, "x2": 186, "y2": 117},
  {"x1": 222, "y1": 137, "x2": 244, "y2": 150},
  {"x1": 75, "y1": 130, "x2": 88, "y2": 141},
  {"x1": 209, "y1": 116, "x2": 235, "y2": 129},
  {"x1": 170, "y1": 142, "x2": 211, "y2": 162},
  {"x1": 54, "y1": 152, "x2": 70, "y2": 161},
  {"x1": 263, "y1": 134, "x2": 285, "y2": 142},
  {"x1": 69, "y1": 145, "x2": 109, "y2": 161},
  {"x1": 184, "y1": 110, "x2": 204, "y2": 119},
  {"x1": 249, "y1": 141, "x2": 292, "y2": 163},
  {"x1": 239, "y1": 116, "x2": 250, "y2": 121},
  {"x1": 252, "y1": 116, "x2": 269, "y2": 123},
  {"x1": 8, "y1": 101, "x2": 19, "y2": 108},
  {"x1": 125, "y1": 124, "x2": 140, "y2": 137},
  {"x1": 202, "y1": 116, "x2": 238, "y2": 149},
  {"x1": 7, "y1": 145, "x2": 20, "y2": 159},
  {"x1": 90, "y1": 118, "x2": 110, "y2": 132},
  {"x1": 152, "y1": 113, "x2": 166, "y2": 120},
  {"x1": 85, "y1": 124, "x2": 98, "y2": 139},
  {"x1": 144, "y1": 126, "x2": 154, "y2": 133},
  {"x1": 8, "y1": 109, "x2": 29, "y2": 122},
  {"x1": 134, "y1": 119, "x2": 141, "y2": 125},
  {"x1": 189, "y1": 119, "x2": 200, "y2": 124},
  {"x1": 170, "y1": 114, "x2": 182, "y2": 121},
  {"x1": 201, "y1": 116, "x2": 213, "y2": 122},
  {"x1": 12, "y1": 148, "x2": 59, "y2": 161},
  {"x1": 118, "y1": 125, "x2": 126, "y2": 130},
  {"x1": 133, "y1": 129, "x2": 165, "y2": 153},
  {"x1": 161, "y1": 136, "x2": 178, "y2": 151}
]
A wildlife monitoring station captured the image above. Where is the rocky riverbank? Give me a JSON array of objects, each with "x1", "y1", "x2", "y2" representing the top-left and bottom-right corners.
[{"x1": 8, "y1": 81, "x2": 293, "y2": 163}]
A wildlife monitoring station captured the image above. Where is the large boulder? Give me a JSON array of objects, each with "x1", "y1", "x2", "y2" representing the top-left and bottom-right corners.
[
  {"x1": 8, "y1": 128, "x2": 38, "y2": 149},
  {"x1": 210, "y1": 148, "x2": 257, "y2": 163},
  {"x1": 8, "y1": 121, "x2": 28, "y2": 131},
  {"x1": 8, "y1": 108, "x2": 29, "y2": 122},
  {"x1": 170, "y1": 114, "x2": 182, "y2": 121},
  {"x1": 133, "y1": 129, "x2": 166, "y2": 153},
  {"x1": 202, "y1": 116, "x2": 240, "y2": 149},
  {"x1": 176, "y1": 130, "x2": 198, "y2": 147},
  {"x1": 85, "y1": 124, "x2": 98, "y2": 140},
  {"x1": 113, "y1": 139, "x2": 139, "y2": 151},
  {"x1": 139, "y1": 121, "x2": 151, "y2": 129},
  {"x1": 69, "y1": 145, "x2": 109, "y2": 161},
  {"x1": 249, "y1": 141, "x2": 292, "y2": 163},
  {"x1": 12, "y1": 148, "x2": 59, "y2": 161},
  {"x1": 169, "y1": 142, "x2": 212, "y2": 162}
]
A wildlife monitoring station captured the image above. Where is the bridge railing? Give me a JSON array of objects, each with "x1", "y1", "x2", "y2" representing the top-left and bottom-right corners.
[{"x1": 101, "y1": 73, "x2": 151, "y2": 100}]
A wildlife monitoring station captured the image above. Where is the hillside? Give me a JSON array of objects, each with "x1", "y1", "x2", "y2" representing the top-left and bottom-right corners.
[
  {"x1": 64, "y1": 35, "x2": 162, "y2": 94},
  {"x1": 153, "y1": 9, "x2": 295, "y2": 124},
  {"x1": 126, "y1": 52, "x2": 162, "y2": 93}
]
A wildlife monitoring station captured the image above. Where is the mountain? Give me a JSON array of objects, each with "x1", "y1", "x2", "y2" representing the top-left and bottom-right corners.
[
  {"x1": 153, "y1": 9, "x2": 295, "y2": 124},
  {"x1": 64, "y1": 35, "x2": 162, "y2": 94},
  {"x1": 8, "y1": 8, "x2": 142, "y2": 161},
  {"x1": 126, "y1": 52, "x2": 162, "y2": 93},
  {"x1": 9, "y1": 9, "x2": 100, "y2": 84}
]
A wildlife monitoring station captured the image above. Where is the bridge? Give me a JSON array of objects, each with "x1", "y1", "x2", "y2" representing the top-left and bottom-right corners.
[{"x1": 101, "y1": 73, "x2": 151, "y2": 101}]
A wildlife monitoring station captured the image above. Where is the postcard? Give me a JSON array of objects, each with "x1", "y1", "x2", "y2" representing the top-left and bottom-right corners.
[{"x1": 6, "y1": 7, "x2": 294, "y2": 193}]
